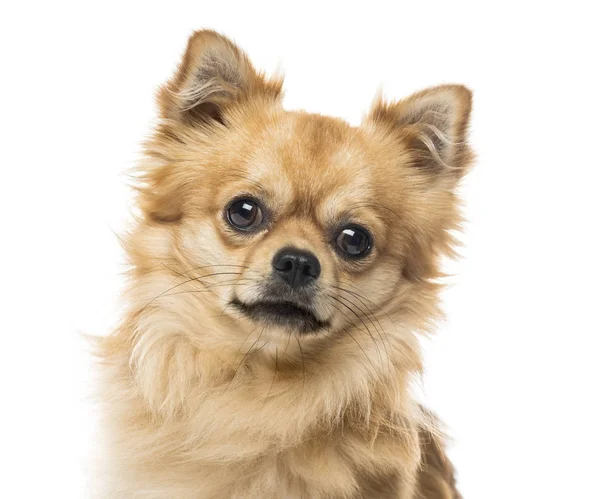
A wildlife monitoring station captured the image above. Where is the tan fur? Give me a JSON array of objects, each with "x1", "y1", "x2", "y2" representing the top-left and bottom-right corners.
[{"x1": 96, "y1": 30, "x2": 473, "y2": 498}]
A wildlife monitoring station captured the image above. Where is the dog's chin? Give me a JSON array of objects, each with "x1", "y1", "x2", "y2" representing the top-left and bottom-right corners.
[{"x1": 231, "y1": 297, "x2": 329, "y2": 334}]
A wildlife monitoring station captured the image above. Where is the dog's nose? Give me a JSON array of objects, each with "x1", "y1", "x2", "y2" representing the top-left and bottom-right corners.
[{"x1": 272, "y1": 248, "x2": 321, "y2": 289}]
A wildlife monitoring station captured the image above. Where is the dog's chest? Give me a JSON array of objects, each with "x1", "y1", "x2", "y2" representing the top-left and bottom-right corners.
[{"x1": 216, "y1": 440, "x2": 405, "y2": 499}]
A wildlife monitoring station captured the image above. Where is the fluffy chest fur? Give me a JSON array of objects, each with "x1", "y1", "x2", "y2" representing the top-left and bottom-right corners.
[{"x1": 98, "y1": 332, "x2": 423, "y2": 499}]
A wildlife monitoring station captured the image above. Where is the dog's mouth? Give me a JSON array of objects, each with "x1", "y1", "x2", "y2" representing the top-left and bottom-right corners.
[{"x1": 231, "y1": 297, "x2": 329, "y2": 333}]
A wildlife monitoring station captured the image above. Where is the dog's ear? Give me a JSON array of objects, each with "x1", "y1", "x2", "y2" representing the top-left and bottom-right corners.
[
  {"x1": 368, "y1": 85, "x2": 473, "y2": 176},
  {"x1": 158, "y1": 30, "x2": 282, "y2": 125}
]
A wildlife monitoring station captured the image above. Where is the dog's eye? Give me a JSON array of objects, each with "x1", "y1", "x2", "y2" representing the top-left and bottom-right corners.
[
  {"x1": 226, "y1": 198, "x2": 264, "y2": 230},
  {"x1": 336, "y1": 225, "x2": 371, "y2": 257}
]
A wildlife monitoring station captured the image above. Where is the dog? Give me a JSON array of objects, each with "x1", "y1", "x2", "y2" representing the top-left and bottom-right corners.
[{"x1": 96, "y1": 29, "x2": 472, "y2": 498}]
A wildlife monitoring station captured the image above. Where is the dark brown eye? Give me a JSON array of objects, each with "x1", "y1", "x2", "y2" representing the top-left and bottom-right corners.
[
  {"x1": 226, "y1": 199, "x2": 264, "y2": 230},
  {"x1": 336, "y1": 225, "x2": 372, "y2": 257}
]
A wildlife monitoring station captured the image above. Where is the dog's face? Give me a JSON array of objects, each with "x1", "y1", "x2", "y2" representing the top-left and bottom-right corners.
[{"x1": 133, "y1": 31, "x2": 472, "y2": 357}]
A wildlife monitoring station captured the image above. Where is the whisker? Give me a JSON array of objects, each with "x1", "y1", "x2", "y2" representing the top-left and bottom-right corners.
[
  {"x1": 336, "y1": 280, "x2": 399, "y2": 333},
  {"x1": 331, "y1": 286, "x2": 392, "y2": 362},
  {"x1": 283, "y1": 330, "x2": 293, "y2": 355},
  {"x1": 333, "y1": 291, "x2": 387, "y2": 346},
  {"x1": 230, "y1": 325, "x2": 258, "y2": 369},
  {"x1": 296, "y1": 336, "x2": 305, "y2": 396},
  {"x1": 335, "y1": 282, "x2": 397, "y2": 364},
  {"x1": 333, "y1": 292, "x2": 391, "y2": 372},
  {"x1": 224, "y1": 326, "x2": 263, "y2": 394},
  {"x1": 142, "y1": 280, "x2": 255, "y2": 302},
  {"x1": 155, "y1": 260, "x2": 250, "y2": 278},
  {"x1": 326, "y1": 300, "x2": 378, "y2": 371},
  {"x1": 327, "y1": 294, "x2": 383, "y2": 365},
  {"x1": 252, "y1": 338, "x2": 270, "y2": 355},
  {"x1": 263, "y1": 347, "x2": 278, "y2": 407},
  {"x1": 138, "y1": 271, "x2": 245, "y2": 316}
]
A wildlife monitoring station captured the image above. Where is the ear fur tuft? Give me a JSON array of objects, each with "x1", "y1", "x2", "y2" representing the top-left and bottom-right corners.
[
  {"x1": 158, "y1": 30, "x2": 283, "y2": 125},
  {"x1": 369, "y1": 85, "x2": 473, "y2": 176}
]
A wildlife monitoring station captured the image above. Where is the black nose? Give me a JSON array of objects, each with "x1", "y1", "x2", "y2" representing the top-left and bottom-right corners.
[{"x1": 272, "y1": 248, "x2": 321, "y2": 289}]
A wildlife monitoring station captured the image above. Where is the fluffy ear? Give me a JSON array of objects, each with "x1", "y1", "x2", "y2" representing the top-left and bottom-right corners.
[
  {"x1": 369, "y1": 85, "x2": 473, "y2": 176},
  {"x1": 158, "y1": 30, "x2": 282, "y2": 125}
]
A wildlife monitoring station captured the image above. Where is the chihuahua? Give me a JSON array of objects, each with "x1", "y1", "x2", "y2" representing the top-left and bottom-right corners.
[{"x1": 97, "y1": 30, "x2": 472, "y2": 498}]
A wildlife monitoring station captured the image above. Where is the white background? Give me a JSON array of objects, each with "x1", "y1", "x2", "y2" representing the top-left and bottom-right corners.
[{"x1": 2, "y1": 1, "x2": 599, "y2": 497}]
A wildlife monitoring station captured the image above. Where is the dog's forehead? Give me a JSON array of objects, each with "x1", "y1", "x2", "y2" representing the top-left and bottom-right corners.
[{"x1": 247, "y1": 112, "x2": 374, "y2": 214}]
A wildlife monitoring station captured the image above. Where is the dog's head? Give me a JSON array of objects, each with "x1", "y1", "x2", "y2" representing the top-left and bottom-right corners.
[{"x1": 130, "y1": 30, "x2": 472, "y2": 362}]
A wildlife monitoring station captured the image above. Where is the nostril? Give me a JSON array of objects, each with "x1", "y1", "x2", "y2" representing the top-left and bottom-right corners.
[
  {"x1": 303, "y1": 254, "x2": 321, "y2": 280},
  {"x1": 273, "y1": 255, "x2": 295, "y2": 273},
  {"x1": 302, "y1": 262, "x2": 315, "y2": 277}
]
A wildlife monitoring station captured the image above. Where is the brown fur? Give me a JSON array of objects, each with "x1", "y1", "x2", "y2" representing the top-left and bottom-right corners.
[{"x1": 96, "y1": 30, "x2": 473, "y2": 498}]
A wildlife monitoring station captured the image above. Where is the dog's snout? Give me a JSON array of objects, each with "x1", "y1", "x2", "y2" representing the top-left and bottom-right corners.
[{"x1": 272, "y1": 248, "x2": 321, "y2": 289}]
